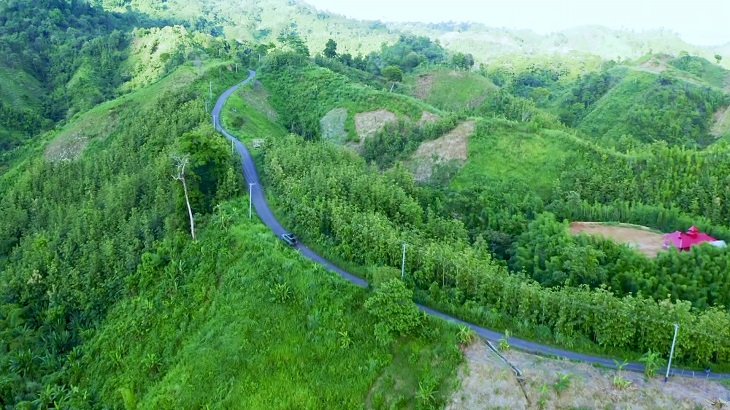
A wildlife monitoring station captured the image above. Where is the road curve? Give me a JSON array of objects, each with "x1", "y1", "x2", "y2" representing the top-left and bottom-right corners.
[{"x1": 212, "y1": 71, "x2": 730, "y2": 381}]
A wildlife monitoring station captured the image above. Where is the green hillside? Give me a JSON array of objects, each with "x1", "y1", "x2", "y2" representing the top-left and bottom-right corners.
[
  {"x1": 0, "y1": 59, "x2": 464, "y2": 407},
  {"x1": 97, "y1": 0, "x2": 397, "y2": 57},
  {"x1": 575, "y1": 68, "x2": 727, "y2": 147},
  {"x1": 82, "y1": 204, "x2": 462, "y2": 409},
  {"x1": 404, "y1": 69, "x2": 497, "y2": 111},
  {"x1": 260, "y1": 55, "x2": 440, "y2": 141},
  {"x1": 451, "y1": 120, "x2": 577, "y2": 196},
  {"x1": 5, "y1": 0, "x2": 730, "y2": 407},
  {"x1": 393, "y1": 23, "x2": 730, "y2": 71}
]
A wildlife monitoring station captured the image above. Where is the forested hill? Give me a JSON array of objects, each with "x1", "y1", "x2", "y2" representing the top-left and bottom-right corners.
[
  {"x1": 89, "y1": 0, "x2": 730, "y2": 72},
  {"x1": 2, "y1": 0, "x2": 730, "y2": 406},
  {"x1": 0, "y1": 0, "x2": 262, "y2": 161},
  {"x1": 0, "y1": 0, "x2": 149, "y2": 154},
  {"x1": 0, "y1": 1, "x2": 467, "y2": 407}
]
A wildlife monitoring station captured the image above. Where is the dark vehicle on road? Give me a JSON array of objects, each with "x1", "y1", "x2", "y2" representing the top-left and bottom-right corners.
[{"x1": 281, "y1": 233, "x2": 297, "y2": 246}]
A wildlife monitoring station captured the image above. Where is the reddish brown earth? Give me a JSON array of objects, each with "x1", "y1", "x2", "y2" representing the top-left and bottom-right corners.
[{"x1": 569, "y1": 222, "x2": 665, "y2": 258}]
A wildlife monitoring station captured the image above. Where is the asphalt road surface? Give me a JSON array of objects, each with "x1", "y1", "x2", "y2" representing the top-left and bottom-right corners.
[{"x1": 211, "y1": 70, "x2": 729, "y2": 381}]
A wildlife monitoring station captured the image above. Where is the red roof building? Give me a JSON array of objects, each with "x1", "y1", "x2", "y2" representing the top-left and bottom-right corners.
[{"x1": 663, "y1": 226, "x2": 716, "y2": 251}]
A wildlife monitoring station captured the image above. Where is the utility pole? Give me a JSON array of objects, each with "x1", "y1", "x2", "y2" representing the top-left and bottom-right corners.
[
  {"x1": 209, "y1": 81, "x2": 212, "y2": 100},
  {"x1": 212, "y1": 114, "x2": 218, "y2": 130},
  {"x1": 401, "y1": 243, "x2": 408, "y2": 280},
  {"x1": 172, "y1": 154, "x2": 195, "y2": 240},
  {"x1": 205, "y1": 100, "x2": 208, "y2": 113},
  {"x1": 235, "y1": 63, "x2": 238, "y2": 73},
  {"x1": 665, "y1": 323, "x2": 679, "y2": 382},
  {"x1": 249, "y1": 182, "x2": 256, "y2": 219}
]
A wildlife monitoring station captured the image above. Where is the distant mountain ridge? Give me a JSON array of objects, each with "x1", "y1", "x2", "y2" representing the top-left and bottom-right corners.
[
  {"x1": 389, "y1": 22, "x2": 728, "y2": 68},
  {"x1": 93, "y1": 0, "x2": 729, "y2": 68}
]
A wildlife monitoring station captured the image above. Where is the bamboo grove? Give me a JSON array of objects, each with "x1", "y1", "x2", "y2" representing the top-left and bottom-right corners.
[{"x1": 261, "y1": 134, "x2": 730, "y2": 369}]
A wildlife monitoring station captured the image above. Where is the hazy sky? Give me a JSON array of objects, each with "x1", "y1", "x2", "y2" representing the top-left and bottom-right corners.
[{"x1": 305, "y1": 0, "x2": 729, "y2": 46}]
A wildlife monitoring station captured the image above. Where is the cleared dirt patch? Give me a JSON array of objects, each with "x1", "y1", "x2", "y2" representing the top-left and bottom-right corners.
[
  {"x1": 418, "y1": 110, "x2": 440, "y2": 125},
  {"x1": 414, "y1": 74, "x2": 434, "y2": 99},
  {"x1": 412, "y1": 121, "x2": 474, "y2": 181},
  {"x1": 44, "y1": 132, "x2": 90, "y2": 162},
  {"x1": 320, "y1": 107, "x2": 348, "y2": 144},
  {"x1": 448, "y1": 341, "x2": 730, "y2": 410},
  {"x1": 638, "y1": 56, "x2": 670, "y2": 74},
  {"x1": 570, "y1": 222, "x2": 665, "y2": 258},
  {"x1": 711, "y1": 105, "x2": 730, "y2": 138},
  {"x1": 354, "y1": 109, "x2": 397, "y2": 142}
]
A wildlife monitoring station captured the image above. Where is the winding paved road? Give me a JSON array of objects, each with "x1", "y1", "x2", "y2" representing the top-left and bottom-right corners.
[{"x1": 212, "y1": 70, "x2": 730, "y2": 381}]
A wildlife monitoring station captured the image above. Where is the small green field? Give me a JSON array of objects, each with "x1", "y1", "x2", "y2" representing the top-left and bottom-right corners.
[
  {"x1": 405, "y1": 69, "x2": 497, "y2": 111},
  {"x1": 451, "y1": 119, "x2": 576, "y2": 197},
  {"x1": 0, "y1": 65, "x2": 42, "y2": 110},
  {"x1": 221, "y1": 83, "x2": 288, "y2": 143}
]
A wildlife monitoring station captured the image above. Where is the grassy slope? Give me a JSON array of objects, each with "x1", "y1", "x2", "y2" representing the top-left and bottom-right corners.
[
  {"x1": 0, "y1": 66, "x2": 42, "y2": 110},
  {"x1": 220, "y1": 83, "x2": 289, "y2": 144},
  {"x1": 83, "y1": 196, "x2": 463, "y2": 410},
  {"x1": 404, "y1": 69, "x2": 497, "y2": 111},
  {"x1": 576, "y1": 67, "x2": 727, "y2": 146},
  {"x1": 451, "y1": 119, "x2": 577, "y2": 197}
]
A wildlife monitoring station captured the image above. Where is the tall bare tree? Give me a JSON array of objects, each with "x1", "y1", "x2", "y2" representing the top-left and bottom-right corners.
[{"x1": 172, "y1": 153, "x2": 195, "y2": 240}]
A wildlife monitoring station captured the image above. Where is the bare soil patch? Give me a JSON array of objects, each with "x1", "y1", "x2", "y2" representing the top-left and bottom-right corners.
[
  {"x1": 570, "y1": 222, "x2": 664, "y2": 258},
  {"x1": 44, "y1": 132, "x2": 90, "y2": 162},
  {"x1": 448, "y1": 341, "x2": 730, "y2": 410},
  {"x1": 320, "y1": 107, "x2": 348, "y2": 144},
  {"x1": 414, "y1": 74, "x2": 434, "y2": 99},
  {"x1": 354, "y1": 109, "x2": 397, "y2": 142},
  {"x1": 711, "y1": 105, "x2": 730, "y2": 138},
  {"x1": 412, "y1": 121, "x2": 474, "y2": 181},
  {"x1": 638, "y1": 56, "x2": 670, "y2": 74}
]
